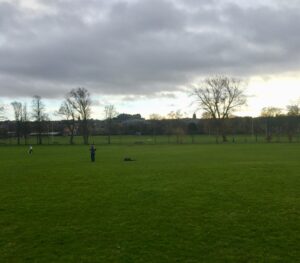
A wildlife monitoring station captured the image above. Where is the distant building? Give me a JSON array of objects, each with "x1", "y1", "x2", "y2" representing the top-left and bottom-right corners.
[{"x1": 114, "y1": 113, "x2": 144, "y2": 122}]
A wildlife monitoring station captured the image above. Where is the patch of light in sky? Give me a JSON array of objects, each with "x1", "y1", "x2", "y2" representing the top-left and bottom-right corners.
[
  {"x1": 243, "y1": 74, "x2": 300, "y2": 116},
  {"x1": 2, "y1": 73, "x2": 300, "y2": 120},
  {"x1": 87, "y1": 91, "x2": 193, "y2": 120},
  {"x1": 16, "y1": 0, "x2": 56, "y2": 14}
]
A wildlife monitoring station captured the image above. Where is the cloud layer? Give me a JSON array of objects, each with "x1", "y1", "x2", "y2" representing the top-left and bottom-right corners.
[{"x1": 0, "y1": 0, "x2": 300, "y2": 98}]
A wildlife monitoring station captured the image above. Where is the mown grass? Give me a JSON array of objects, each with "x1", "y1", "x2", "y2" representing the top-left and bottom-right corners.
[{"x1": 0, "y1": 144, "x2": 299, "y2": 262}]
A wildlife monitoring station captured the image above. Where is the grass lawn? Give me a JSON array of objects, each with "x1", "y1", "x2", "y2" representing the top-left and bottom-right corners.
[{"x1": 0, "y1": 144, "x2": 299, "y2": 262}]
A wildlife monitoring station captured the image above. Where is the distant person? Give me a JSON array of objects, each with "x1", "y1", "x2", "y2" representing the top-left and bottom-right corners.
[
  {"x1": 28, "y1": 145, "x2": 33, "y2": 154},
  {"x1": 90, "y1": 144, "x2": 96, "y2": 162}
]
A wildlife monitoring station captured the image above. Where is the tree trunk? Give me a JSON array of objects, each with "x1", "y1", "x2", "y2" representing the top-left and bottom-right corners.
[
  {"x1": 107, "y1": 120, "x2": 111, "y2": 144},
  {"x1": 70, "y1": 131, "x2": 74, "y2": 145},
  {"x1": 37, "y1": 121, "x2": 42, "y2": 145},
  {"x1": 222, "y1": 134, "x2": 227, "y2": 142},
  {"x1": 82, "y1": 119, "x2": 89, "y2": 145},
  {"x1": 69, "y1": 122, "x2": 75, "y2": 145},
  {"x1": 17, "y1": 131, "x2": 20, "y2": 145}
]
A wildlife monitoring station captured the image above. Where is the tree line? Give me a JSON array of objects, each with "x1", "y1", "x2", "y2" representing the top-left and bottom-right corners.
[
  {"x1": 1, "y1": 76, "x2": 299, "y2": 145},
  {"x1": 0, "y1": 88, "x2": 91, "y2": 145}
]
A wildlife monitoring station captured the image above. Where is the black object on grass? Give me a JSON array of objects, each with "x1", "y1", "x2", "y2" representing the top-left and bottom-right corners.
[{"x1": 124, "y1": 157, "x2": 135, "y2": 161}]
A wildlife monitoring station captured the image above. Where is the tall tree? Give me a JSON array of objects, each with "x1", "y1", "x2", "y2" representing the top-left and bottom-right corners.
[
  {"x1": 166, "y1": 110, "x2": 185, "y2": 144},
  {"x1": 104, "y1": 105, "x2": 118, "y2": 144},
  {"x1": 167, "y1": 110, "x2": 183, "y2": 120},
  {"x1": 261, "y1": 107, "x2": 283, "y2": 117},
  {"x1": 192, "y1": 76, "x2": 247, "y2": 142},
  {"x1": 11, "y1": 101, "x2": 23, "y2": 145},
  {"x1": 58, "y1": 100, "x2": 76, "y2": 144},
  {"x1": 286, "y1": 105, "x2": 300, "y2": 116},
  {"x1": 31, "y1": 95, "x2": 47, "y2": 145},
  {"x1": 260, "y1": 107, "x2": 283, "y2": 142},
  {"x1": 285, "y1": 103, "x2": 299, "y2": 142},
  {"x1": 67, "y1": 87, "x2": 91, "y2": 144},
  {"x1": 0, "y1": 105, "x2": 5, "y2": 121},
  {"x1": 149, "y1": 113, "x2": 163, "y2": 144},
  {"x1": 22, "y1": 103, "x2": 30, "y2": 145}
]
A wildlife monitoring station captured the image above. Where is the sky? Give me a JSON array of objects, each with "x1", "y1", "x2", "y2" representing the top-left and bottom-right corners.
[{"x1": 0, "y1": 0, "x2": 300, "y2": 120}]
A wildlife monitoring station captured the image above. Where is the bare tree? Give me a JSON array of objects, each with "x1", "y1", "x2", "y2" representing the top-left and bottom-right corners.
[
  {"x1": 201, "y1": 112, "x2": 213, "y2": 119},
  {"x1": 149, "y1": 113, "x2": 163, "y2": 120},
  {"x1": 261, "y1": 107, "x2": 283, "y2": 117},
  {"x1": 166, "y1": 110, "x2": 185, "y2": 144},
  {"x1": 11, "y1": 101, "x2": 23, "y2": 145},
  {"x1": 286, "y1": 105, "x2": 300, "y2": 116},
  {"x1": 260, "y1": 107, "x2": 284, "y2": 142},
  {"x1": 31, "y1": 95, "x2": 47, "y2": 144},
  {"x1": 0, "y1": 105, "x2": 6, "y2": 121},
  {"x1": 22, "y1": 103, "x2": 30, "y2": 145},
  {"x1": 284, "y1": 103, "x2": 299, "y2": 142},
  {"x1": 67, "y1": 87, "x2": 91, "y2": 144},
  {"x1": 58, "y1": 100, "x2": 76, "y2": 144},
  {"x1": 104, "y1": 105, "x2": 118, "y2": 144},
  {"x1": 149, "y1": 113, "x2": 164, "y2": 144},
  {"x1": 167, "y1": 110, "x2": 183, "y2": 120},
  {"x1": 192, "y1": 76, "x2": 247, "y2": 142}
]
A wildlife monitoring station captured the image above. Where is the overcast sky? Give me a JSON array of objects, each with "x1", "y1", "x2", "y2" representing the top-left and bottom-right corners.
[{"x1": 1, "y1": 0, "x2": 300, "y2": 119}]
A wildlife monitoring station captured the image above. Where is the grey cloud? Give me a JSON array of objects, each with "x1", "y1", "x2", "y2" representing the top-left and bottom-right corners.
[
  {"x1": 0, "y1": 0, "x2": 300, "y2": 99},
  {"x1": 91, "y1": 100, "x2": 104, "y2": 107}
]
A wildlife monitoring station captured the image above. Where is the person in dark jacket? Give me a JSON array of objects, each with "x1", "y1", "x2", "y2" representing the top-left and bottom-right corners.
[{"x1": 90, "y1": 144, "x2": 96, "y2": 162}]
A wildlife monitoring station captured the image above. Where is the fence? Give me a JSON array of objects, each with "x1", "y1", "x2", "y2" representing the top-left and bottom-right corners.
[{"x1": 1, "y1": 133, "x2": 300, "y2": 146}]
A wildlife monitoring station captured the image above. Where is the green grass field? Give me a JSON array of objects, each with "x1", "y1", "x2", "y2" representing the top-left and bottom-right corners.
[{"x1": 0, "y1": 144, "x2": 299, "y2": 262}]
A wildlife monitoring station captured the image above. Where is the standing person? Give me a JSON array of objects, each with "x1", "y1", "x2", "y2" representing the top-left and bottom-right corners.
[
  {"x1": 28, "y1": 145, "x2": 33, "y2": 154},
  {"x1": 90, "y1": 144, "x2": 96, "y2": 162}
]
